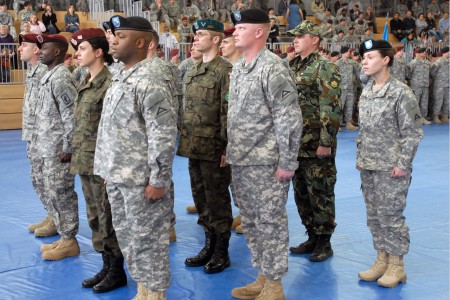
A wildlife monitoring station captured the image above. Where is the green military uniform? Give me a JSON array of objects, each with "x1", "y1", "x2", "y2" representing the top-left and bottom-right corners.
[
  {"x1": 70, "y1": 66, "x2": 122, "y2": 258},
  {"x1": 287, "y1": 21, "x2": 342, "y2": 261}
]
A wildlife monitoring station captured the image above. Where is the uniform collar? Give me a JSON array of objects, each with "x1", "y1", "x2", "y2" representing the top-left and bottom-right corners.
[
  {"x1": 79, "y1": 66, "x2": 111, "y2": 91},
  {"x1": 236, "y1": 47, "x2": 267, "y2": 74}
]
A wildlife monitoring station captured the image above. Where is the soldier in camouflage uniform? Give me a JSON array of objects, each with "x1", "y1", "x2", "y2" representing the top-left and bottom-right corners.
[
  {"x1": 150, "y1": 0, "x2": 170, "y2": 25},
  {"x1": 33, "y1": 34, "x2": 80, "y2": 261},
  {"x1": 167, "y1": 0, "x2": 181, "y2": 29},
  {"x1": 407, "y1": 48, "x2": 433, "y2": 124},
  {"x1": 102, "y1": 21, "x2": 124, "y2": 76},
  {"x1": 69, "y1": 28, "x2": 127, "y2": 294},
  {"x1": 336, "y1": 46, "x2": 360, "y2": 130},
  {"x1": 94, "y1": 16, "x2": 177, "y2": 300},
  {"x1": 177, "y1": 18, "x2": 233, "y2": 274},
  {"x1": 320, "y1": 19, "x2": 335, "y2": 45},
  {"x1": 18, "y1": 1, "x2": 35, "y2": 30},
  {"x1": 390, "y1": 45, "x2": 407, "y2": 83},
  {"x1": 217, "y1": 0, "x2": 232, "y2": 22},
  {"x1": 345, "y1": 26, "x2": 361, "y2": 44},
  {"x1": 177, "y1": 16, "x2": 192, "y2": 43},
  {"x1": 431, "y1": 46, "x2": 449, "y2": 123},
  {"x1": 287, "y1": 20, "x2": 341, "y2": 262},
  {"x1": 17, "y1": 33, "x2": 53, "y2": 236},
  {"x1": 228, "y1": 9, "x2": 302, "y2": 299},
  {"x1": 357, "y1": 39, "x2": 423, "y2": 288},
  {"x1": 182, "y1": 0, "x2": 201, "y2": 23},
  {"x1": 0, "y1": 3, "x2": 17, "y2": 39}
]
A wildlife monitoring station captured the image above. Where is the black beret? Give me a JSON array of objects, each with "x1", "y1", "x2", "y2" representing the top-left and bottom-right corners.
[
  {"x1": 340, "y1": 46, "x2": 350, "y2": 53},
  {"x1": 359, "y1": 39, "x2": 392, "y2": 56},
  {"x1": 330, "y1": 51, "x2": 340, "y2": 57},
  {"x1": 231, "y1": 8, "x2": 270, "y2": 25},
  {"x1": 23, "y1": 1, "x2": 30, "y2": 6},
  {"x1": 349, "y1": 26, "x2": 355, "y2": 30},
  {"x1": 110, "y1": 15, "x2": 154, "y2": 35},
  {"x1": 417, "y1": 47, "x2": 427, "y2": 53},
  {"x1": 102, "y1": 21, "x2": 111, "y2": 31},
  {"x1": 327, "y1": 19, "x2": 334, "y2": 24},
  {"x1": 441, "y1": 46, "x2": 449, "y2": 54}
]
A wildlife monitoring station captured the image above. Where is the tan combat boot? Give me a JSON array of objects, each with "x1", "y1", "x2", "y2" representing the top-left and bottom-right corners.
[
  {"x1": 358, "y1": 251, "x2": 388, "y2": 281},
  {"x1": 186, "y1": 205, "x2": 197, "y2": 213},
  {"x1": 147, "y1": 290, "x2": 167, "y2": 300},
  {"x1": 441, "y1": 114, "x2": 449, "y2": 123},
  {"x1": 231, "y1": 273, "x2": 266, "y2": 299},
  {"x1": 170, "y1": 226, "x2": 176, "y2": 242},
  {"x1": 346, "y1": 122, "x2": 359, "y2": 130},
  {"x1": 377, "y1": 255, "x2": 407, "y2": 288},
  {"x1": 433, "y1": 115, "x2": 442, "y2": 124},
  {"x1": 235, "y1": 224, "x2": 243, "y2": 234},
  {"x1": 42, "y1": 237, "x2": 80, "y2": 260},
  {"x1": 255, "y1": 279, "x2": 285, "y2": 300},
  {"x1": 34, "y1": 218, "x2": 58, "y2": 237},
  {"x1": 40, "y1": 238, "x2": 62, "y2": 252},
  {"x1": 232, "y1": 215, "x2": 241, "y2": 230},
  {"x1": 28, "y1": 215, "x2": 51, "y2": 233},
  {"x1": 132, "y1": 282, "x2": 148, "y2": 300},
  {"x1": 422, "y1": 118, "x2": 431, "y2": 125}
]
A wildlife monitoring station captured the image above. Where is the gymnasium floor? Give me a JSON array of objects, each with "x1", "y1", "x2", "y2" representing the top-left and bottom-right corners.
[{"x1": 0, "y1": 126, "x2": 448, "y2": 300}]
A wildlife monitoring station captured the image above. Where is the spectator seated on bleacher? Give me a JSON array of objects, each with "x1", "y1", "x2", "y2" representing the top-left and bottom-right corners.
[
  {"x1": 167, "y1": 0, "x2": 181, "y2": 29},
  {"x1": 0, "y1": 2, "x2": 17, "y2": 39},
  {"x1": 159, "y1": 25, "x2": 178, "y2": 50},
  {"x1": 364, "y1": 6, "x2": 377, "y2": 34},
  {"x1": 182, "y1": 0, "x2": 200, "y2": 24},
  {"x1": 268, "y1": 18, "x2": 280, "y2": 44},
  {"x1": 390, "y1": 12, "x2": 405, "y2": 41},
  {"x1": 0, "y1": 24, "x2": 14, "y2": 82},
  {"x1": 426, "y1": 11, "x2": 444, "y2": 41},
  {"x1": 18, "y1": 1, "x2": 36, "y2": 31},
  {"x1": 64, "y1": 4, "x2": 80, "y2": 33},
  {"x1": 411, "y1": 0, "x2": 424, "y2": 18},
  {"x1": 438, "y1": 12, "x2": 449, "y2": 40},
  {"x1": 42, "y1": 4, "x2": 60, "y2": 34},
  {"x1": 29, "y1": 13, "x2": 46, "y2": 34}
]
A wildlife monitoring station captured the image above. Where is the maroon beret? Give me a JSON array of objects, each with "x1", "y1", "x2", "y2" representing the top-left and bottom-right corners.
[
  {"x1": 70, "y1": 28, "x2": 106, "y2": 50},
  {"x1": 396, "y1": 45, "x2": 403, "y2": 52},
  {"x1": 36, "y1": 34, "x2": 68, "y2": 48},
  {"x1": 224, "y1": 26, "x2": 235, "y2": 38},
  {"x1": 287, "y1": 46, "x2": 295, "y2": 53},
  {"x1": 169, "y1": 48, "x2": 179, "y2": 58},
  {"x1": 19, "y1": 33, "x2": 39, "y2": 44}
]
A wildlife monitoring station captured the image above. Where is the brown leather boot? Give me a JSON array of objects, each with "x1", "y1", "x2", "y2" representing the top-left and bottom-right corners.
[
  {"x1": 42, "y1": 237, "x2": 80, "y2": 260},
  {"x1": 358, "y1": 251, "x2": 388, "y2": 281},
  {"x1": 231, "y1": 273, "x2": 266, "y2": 299}
]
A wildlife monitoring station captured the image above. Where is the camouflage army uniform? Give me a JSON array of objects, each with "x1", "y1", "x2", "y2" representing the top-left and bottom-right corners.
[
  {"x1": 407, "y1": 57, "x2": 432, "y2": 118},
  {"x1": 177, "y1": 22, "x2": 192, "y2": 43},
  {"x1": 150, "y1": 3, "x2": 170, "y2": 25},
  {"x1": 182, "y1": 4, "x2": 201, "y2": 22},
  {"x1": 72, "y1": 65, "x2": 89, "y2": 87},
  {"x1": 227, "y1": 47, "x2": 302, "y2": 280},
  {"x1": 431, "y1": 56, "x2": 449, "y2": 115},
  {"x1": 177, "y1": 55, "x2": 233, "y2": 237},
  {"x1": 31, "y1": 63, "x2": 79, "y2": 239},
  {"x1": 217, "y1": 0, "x2": 232, "y2": 21},
  {"x1": 18, "y1": 9, "x2": 35, "y2": 30},
  {"x1": 290, "y1": 50, "x2": 341, "y2": 236},
  {"x1": 335, "y1": 57, "x2": 360, "y2": 122},
  {"x1": 107, "y1": 60, "x2": 124, "y2": 76},
  {"x1": 391, "y1": 57, "x2": 407, "y2": 83},
  {"x1": 345, "y1": 32, "x2": 361, "y2": 44},
  {"x1": 94, "y1": 58, "x2": 177, "y2": 292},
  {"x1": 22, "y1": 61, "x2": 48, "y2": 212},
  {"x1": 70, "y1": 67, "x2": 121, "y2": 256},
  {"x1": 166, "y1": 2, "x2": 181, "y2": 28},
  {"x1": 357, "y1": 76, "x2": 423, "y2": 255},
  {"x1": 0, "y1": 10, "x2": 17, "y2": 39}
]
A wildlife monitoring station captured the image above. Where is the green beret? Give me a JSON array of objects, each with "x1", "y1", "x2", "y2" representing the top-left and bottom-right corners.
[
  {"x1": 287, "y1": 20, "x2": 322, "y2": 38},
  {"x1": 192, "y1": 18, "x2": 224, "y2": 34}
]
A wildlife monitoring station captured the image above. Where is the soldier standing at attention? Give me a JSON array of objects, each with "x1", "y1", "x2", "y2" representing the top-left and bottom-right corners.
[
  {"x1": 68, "y1": 28, "x2": 127, "y2": 293},
  {"x1": 335, "y1": 46, "x2": 360, "y2": 130},
  {"x1": 357, "y1": 39, "x2": 423, "y2": 288},
  {"x1": 178, "y1": 18, "x2": 233, "y2": 274},
  {"x1": 431, "y1": 47, "x2": 449, "y2": 124},
  {"x1": 407, "y1": 47, "x2": 433, "y2": 125},
  {"x1": 17, "y1": 34, "x2": 53, "y2": 236},
  {"x1": 228, "y1": 9, "x2": 302, "y2": 299},
  {"x1": 390, "y1": 45, "x2": 407, "y2": 83},
  {"x1": 33, "y1": 34, "x2": 79, "y2": 261},
  {"x1": 94, "y1": 16, "x2": 177, "y2": 300},
  {"x1": 287, "y1": 20, "x2": 341, "y2": 262}
]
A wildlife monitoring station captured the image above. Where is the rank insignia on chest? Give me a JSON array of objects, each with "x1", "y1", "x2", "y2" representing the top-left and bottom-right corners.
[{"x1": 330, "y1": 81, "x2": 338, "y2": 88}]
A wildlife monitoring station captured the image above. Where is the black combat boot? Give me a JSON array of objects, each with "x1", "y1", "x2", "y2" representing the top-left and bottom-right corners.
[
  {"x1": 93, "y1": 253, "x2": 127, "y2": 293},
  {"x1": 185, "y1": 231, "x2": 217, "y2": 267},
  {"x1": 82, "y1": 252, "x2": 110, "y2": 288},
  {"x1": 204, "y1": 233, "x2": 231, "y2": 274},
  {"x1": 309, "y1": 234, "x2": 333, "y2": 262},
  {"x1": 289, "y1": 230, "x2": 317, "y2": 254}
]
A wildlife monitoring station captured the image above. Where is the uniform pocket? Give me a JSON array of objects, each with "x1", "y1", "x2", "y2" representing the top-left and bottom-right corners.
[{"x1": 190, "y1": 125, "x2": 217, "y2": 156}]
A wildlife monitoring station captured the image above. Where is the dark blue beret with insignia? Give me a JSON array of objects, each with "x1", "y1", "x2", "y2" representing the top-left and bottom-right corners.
[
  {"x1": 231, "y1": 8, "x2": 270, "y2": 25},
  {"x1": 359, "y1": 39, "x2": 392, "y2": 56}
]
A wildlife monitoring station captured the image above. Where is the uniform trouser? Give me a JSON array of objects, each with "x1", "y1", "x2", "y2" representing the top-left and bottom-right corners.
[
  {"x1": 39, "y1": 156, "x2": 79, "y2": 239},
  {"x1": 168, "y1": 17, "x2": 181, "y2": 28},
  {"x1": 360, "y1": 169, "x2": 410, "y2": 256},
  {"x1": 106, "y1": 183, "x2": 171, "y2": 291},
  {"x1": 341, "y1": 88, "x2": 355, "y2": 122},
  {"x1": 412, "y1": 86, "x2": 429, "y2": 118},
  {"x1": 293, "y1": 157, "x2": 337, "y2": 236},
  {"x1": 433, "y1": 87, "x2": 450, "y2": 115},
  {"x1": 188, "y1": 158, "x2": 232, "y2": 235},
  {"x1": 219, "y1": 9, "x2": 231, "y2": 21},
  {"x1": 168, "y1": 180, "x2": 176, "y2": 227},
  {"x1": 231, "y1": 165, "x2": 289, "y2": 281},
  {"x1": 79, "y1": 174, "x2": 122, "y2": 257},
  {"x1": 27, "y1": 142, "x2": 47, "y2": 211}
]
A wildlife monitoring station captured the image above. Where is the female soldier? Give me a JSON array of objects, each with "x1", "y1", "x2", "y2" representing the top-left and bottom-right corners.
[{"x1": 356, "y1": 39, "x2": 423, "y2": 288}]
